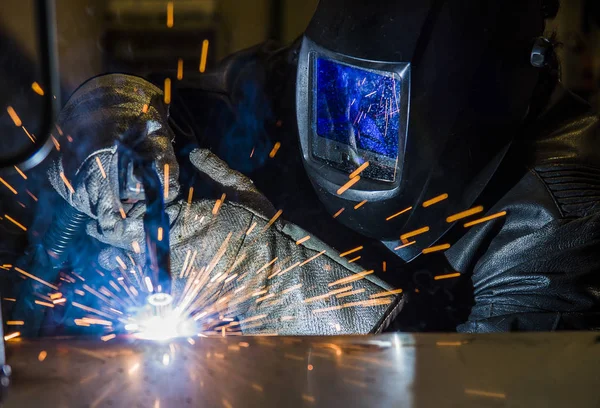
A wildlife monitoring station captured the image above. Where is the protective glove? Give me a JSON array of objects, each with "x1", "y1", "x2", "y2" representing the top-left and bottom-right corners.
[{"x1": 43, "y1": 74, "x2": 403, "y2": 335}]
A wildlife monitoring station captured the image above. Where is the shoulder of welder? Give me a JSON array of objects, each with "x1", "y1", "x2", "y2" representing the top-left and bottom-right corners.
[
  {"x1": 164, "y1": 40, "x2": 299, "y2": 153},
  {"x1": 523, "y1": 84, "x2": 600, "y2": 219}
]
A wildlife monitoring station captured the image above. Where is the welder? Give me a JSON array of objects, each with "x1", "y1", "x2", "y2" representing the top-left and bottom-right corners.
[{"x1": 15, "y1": 0, "x2": 600, "y2": 334}]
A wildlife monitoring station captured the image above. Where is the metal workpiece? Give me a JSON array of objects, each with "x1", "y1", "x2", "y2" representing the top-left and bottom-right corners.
[{"x1": 3, "y1": 332, "x2": 600, "y2": 407}]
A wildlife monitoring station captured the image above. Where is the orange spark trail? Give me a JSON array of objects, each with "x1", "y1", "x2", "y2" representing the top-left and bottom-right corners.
[
  {"x1": 422, "y1": 193, "x2": 448, "y2": 207},
  {"x1": 313, "y1": 298, "x2": 391, "y2": 314},
  {"x1": 31, "y1": 82, "x2": 44, "y2": 95},
  {"x1": 464, "y1": 389, "x2": 506, "y2": 399},
  {"x1": 35, "y1": 300, "x2": 54, "y2": 308},
  {"x1": 349, "y1": 162, "x2": 370, "y2": 179},
  {"x1": 187, "y1": 187, "x2": 194, "y2": 204},
  {"x1": 394, "y1": 241, "x2": 415, "y2": 250},
  {"x1": 0, "y1": 177, "x2": 17, "y2": 194},
  {"x1": 370, "y1": 288, "x2": 403, "y2": 299},
  {"x1": 5, "y1": 215, "x2": 27, "y2": 231},
  {"x1": 336, "y1": 288, "x2": 365, "y2": 298},
  {"x1": 446, "y1": 205, "x2": 484, "y2": 223},
  {"x1": 101, "y1": 333, "x2": 116, "y2": 342},
  {"x1": 436, "y1": 341, "x2": 462, "y2": 346},
  {"x1": 386, "y1": 206, "x2": 412, "y2": 221},
  {"x1": 6, "y1": 106, "x2": 21, "y2": 126},
  {"x1": 303, "y1": 286, "x2": 353, "y2": 303},
  {"x1": 164, "y1": 78, "x2": 172, "y2": 104},
  {"x1": 199, "y1": 40, "x2": 209, "y2": 73},
  {"x1": 95, "y1": 157, "x2": 106, "y2": 179},
  {"x1": 296, "y1": 235, "x2": 310, "y2": 245},
  {"x1": 328, "y1": 270, "x2": 374, "y2": 287},
  {"x1": 177, "y1": 58, "x2": 184, "y2": 80},
  {"x1": 142, "y1": 104, "x2": 149, "y2": 113},
  {"x1": 119, "y1": 207, "x2": 127, "y2": 219},
  {"x1": 14, "y1": 267, "x2": 58, "y2": 289},
  {"x1": 269, "y1": 142, "x2": 281, "y2": 158},
  {"x1": 354, "y1": 200, "x2": 367, "y2": 210},
  {"x1": 299, "y1": 250, "x2": 326, "y2": 267},
  {"x1": 164, "y1": 164, "x2": 169, "y2": 198},
  {"x1": 157, "y1": 227, "x2": 164, "y2": 241},
  {"x1": 255, "y1": 258, "x2": 278, "y2": 275},
  {"x1": 263, "y1": 209, "x2": 283, "y2": 231},
  {"x1": 166, "y1": 1, "x2": 174, "y2": 27},
  {"x1": 400, "y1": 226, "x2": 429, "y2": 242},
  {"x1": 59, "y1": 172, "x2": 75, "y2": 194},
  {"x1": 14, "y1": 166, "x2": 27, "y2": 179},
  {"x1": 21, "y1": 126, "x2": 35, "y2": 143},
  {"x1": 422, "y1": 243, "x2": 451, "y2": 254},
  {"x1": 6, "y1": 321, "x2": 24, "y2": 325},
  {"x1": 333, "y1": 207, "x2": 345, "y2": 218},
  {"x1": 337, "y1": 176, "x2": 360, "y2": 195},
  {"x1": 382, "y1": 261, "x2": 387, "y2": 272},
  {"x1": 339, "y1": 246, "x2": 363, "y2": 257},
  {"x1": 51, "y1": 135, "x2": 60, "y2": 151},
  {"x1": 464, "y1": 211, "x2": 507, "y2": 227},
  {"x1": 4, "y1": 332, "x2": 20, "y2": 341},
  {"x1": 348, "y1": 256, "x2": 361, "y2": 263},
  {"x1": 434, "y1": 272, "x2": 461, "y2": 281},
  {"x1": 212, "y1": 193, "x2": 226, "y2": 215}
]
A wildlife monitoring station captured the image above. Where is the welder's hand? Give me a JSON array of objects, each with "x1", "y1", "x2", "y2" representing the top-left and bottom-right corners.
[{"x1": 47, "y1": 74, "x2": 180, "y2": 250}]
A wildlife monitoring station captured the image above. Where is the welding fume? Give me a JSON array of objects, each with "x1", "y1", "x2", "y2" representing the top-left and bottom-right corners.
[{"x1": 3, "y1": 0, "x2": 600, "y2": 342}]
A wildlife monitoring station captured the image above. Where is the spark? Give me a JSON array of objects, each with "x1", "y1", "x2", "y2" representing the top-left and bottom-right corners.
[
  {"x1": 158, "y1": 227, "x2": 164, "y2": 241},
  {"x1": 434, "y1": 272, "x2": 461, "y2": 280},
  {"x1": 0, "y1": 177, "x2": 17, "y2": 194},
  {"x1": 239, "y1": 341, "x2": 250, "y2": 348},
  {"x1": 464, "y1": 389, "x2": 506, "y2": 399},
  {"x1": 95, "y1": 157, "x2": 106, "y2": 179},
  {"x1": 35, "y1": 300, "x2": 54, "y2": 308},
  {"x1": 446, "y1": 205, "x2": 484, "y2": 223},
  {"x1": 22, "y1": 126, "x2": 35, "y2": 143},
  {"x1": 269, "y1": 142, "x2": 281, "y2": 158},
  {"x1": 222, "y1": 399, "x2": 232, "y2": 408},
  {"x1": 464, "y1": 211, "x2": 507, "y2": 227},
  {"x1": 400, "y1": 226, "x2": 429, "y2": 242},
  {"x1": 132, "y1": 241, "x2": 141, "y2": 253},
  {"x1": 354, "y1": 200, "x2": 367, "y2": 210},
  {"x1": 6, "y1": 321, "x2": 24, "y2": 325},
  {"x1": 166, "y1": 1, "x2": 174, "y2": 27},
  {"x1": 386, "y1": 206, "x2": 412, "y2": 221},
  {"x1": 187, "y1": 187, "x2": 194, "y2": 204},
  {"x1": 50, "y1": 292, "x2": 64, "y2": 300},
  {"x1": 199, "y1": 39, "x2": 209, "y2": 73},
  {"x1": 256, "y1": 293, "x2": 274, "y2": 303},
  {"x1": 263, "y1": 209, "x2": 283, "y2": 231},
  {"x1": 115, "y1": 256, "x2": 127, "y2": 269},
  {"x1": 349, "y1": 162, "x2": 370, "y2": 179},
  {"x1": 336, "y1": 288, "x2": 365, "y2": 298},
  {"x1": 82, "y1": 318, "x2": 112, "y2": 326},
  {"x1": 298, "y1": 250, "x2": 326, "y2": 268},
  {"x1": 6, "y1": 106, "x2": 22, "y2": 126},
  {"x1": 212, "y1": 193, "x2": 227, "y2": 216},
  {"x1": 422, "y1": 193, "x2": 448, "y2": 207},
  {"x1": 31, "y1": 82, "x2": 45, "y2": 95},
  {"x1": 255, "y1": 257, "x2": 278, "y2": 275},
  {"x1": 14, "y1": 166, "x2": 27, "y2": 179},
  {"x1": 382, "y1": 261, "x2": 387, "y2": 272},
  {"x1": 163, "y1": 163, "x2": 169, "y2": 198},
  {"x1": 250, "y1": 147, "x2": 255, "y2": 157},
  {"x1": 333, "y1": 207, "x2": 345, "y2": 218},
  {"x1": 313, "y1": 298, "x2": 391, "y2": 314},
  {"x1": 14, "y1": 267, "x2": 57, "y2": 289},
  {"x1": 51, "y1": 135, "x2": 60, "y2": 150},
  {"x1": 3, "y1": 298, "x2": 15, "y2": 302},
  {"x1": 101, "y1": 334, "x2": 116, "y2": 342},
  {"x1": 74, "y1": 319, "x2": 90, "y2": 327},
  {"x1": 144, "y1": 276, "x2": 154, "y2": 292},
  {"x1": 394, "y1": 241, "x2": 415, "y2": 250},
  {"x1": 370, "y1": 288, "x2": 403, "y2": 299},
  {"x1": 246, "y1": 221, "x2": 257, "y2": 235},
  {"x1": 4, "y1": 332, "x2": 20, "y2": 341},
  {"x1": 337, "y1": 176, "x2": 360, "y2": 195},
  {"x1": 142, "y1": 104, "x2": 149, "y2": 113},
  {"x1": 303, "y1": 285, "x2": 352, "y2": 303},
  {"x1": 436, "y1": 341, "x2": 462, "y2": 346},
  {"x1": 164, "y1": 78, "x2": 171, "y2": 104},
  {"x1": 128, "y1": 363, "x2": 140, "y2": 375},
  {"x1": 72, "y1": 302, "x2": 114, "y2": 319},
  {"x1": 59, "y1": 172, "x2": 75, "y2": 194},
  {"x1": 328, "y1": 270, "x2": 374, "y2": 287},
  {"x1": 26, "y1": 190, "x2": 38, "y2": 201},
  {"x1": 296, "y1": 235, "x2": 310, "y2": 245},
  {"x1": 276, "y1": 261, "x2": 301, "y2": 277},
  {"x1": 282, "y1": 283, "x2": 303, "y2": 294},
  {"x1": 339, "y1": 246, "x2": 363, "y2": 257},
  {"x1": 348, "y1": 256, "x2": 361, "y2": 263},
  {"x1": 187, "y1": 338, "x2": 195, "y2": 345},
  {"x1": 422, "y1": 243, "x2": 451, "y2": 254},
  {"x1": 53, "y1": 298, "x2": 66, "y2": 304},
  {"x1": 307, "y1": 364, "x2": 314, "y2": 371},
  {"x1": 38, "y1": 351, "x2": 47, "y2": 361},
  {"x1": 177, "y1": 58, "x2": 184, "y2": 80}
]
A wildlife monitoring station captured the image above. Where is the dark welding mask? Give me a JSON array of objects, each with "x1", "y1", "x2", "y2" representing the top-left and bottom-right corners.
[{"x1": 296, "y1": 0, "x2": 548, "y2": 260}]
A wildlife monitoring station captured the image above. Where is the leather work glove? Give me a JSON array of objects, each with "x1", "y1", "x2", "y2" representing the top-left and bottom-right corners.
[{"x1": 41, "y1": 74, "x2": 402, "y2": 335}]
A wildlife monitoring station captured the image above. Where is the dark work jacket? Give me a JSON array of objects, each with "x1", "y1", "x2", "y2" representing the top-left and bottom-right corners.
[{"x1": 160, "y1": 42, "x2": 600, "y2": 332}]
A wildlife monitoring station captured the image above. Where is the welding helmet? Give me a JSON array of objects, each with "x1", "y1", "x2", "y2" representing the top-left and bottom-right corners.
[{"x1": 296, "y1": 0, "x2": 549, "y2": 260}]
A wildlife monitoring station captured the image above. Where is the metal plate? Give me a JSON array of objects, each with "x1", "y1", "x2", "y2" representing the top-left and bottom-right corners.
[{"x1": 4, "y1": 332, "x2": 600, "y2": 407}]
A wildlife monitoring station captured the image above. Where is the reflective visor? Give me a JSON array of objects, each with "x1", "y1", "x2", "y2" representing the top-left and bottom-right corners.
[{"x1": 311, "y1": 57, "x2": 408, "y2": 183}]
